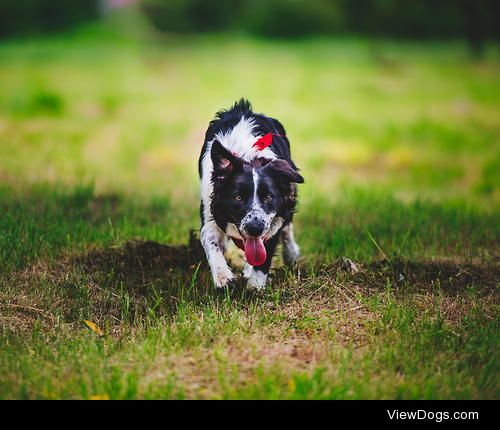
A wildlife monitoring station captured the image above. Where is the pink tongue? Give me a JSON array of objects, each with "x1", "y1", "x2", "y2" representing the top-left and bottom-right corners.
[{"x1": 244, "y1": 237, "x2": 267, "y2": 267}]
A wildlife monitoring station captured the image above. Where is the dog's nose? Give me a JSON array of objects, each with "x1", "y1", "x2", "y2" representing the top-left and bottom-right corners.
[{"x1": 245, "y1": 219, "x2": 265, "y2": 237}]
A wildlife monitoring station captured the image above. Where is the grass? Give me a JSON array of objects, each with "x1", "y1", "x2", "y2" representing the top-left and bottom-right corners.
[{"x1": 0, "y1": 10, "x2": 499, "y2": 399}]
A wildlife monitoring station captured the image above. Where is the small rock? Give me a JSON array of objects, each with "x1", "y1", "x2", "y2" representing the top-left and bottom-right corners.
[{"x1": 340, "y1": 258, "x2": 360, "y2": 274}]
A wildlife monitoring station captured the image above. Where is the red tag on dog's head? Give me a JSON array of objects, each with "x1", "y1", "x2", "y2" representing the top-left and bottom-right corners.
[{"x1": 253, "y1": 133, "x2": 273, "y2": 151}]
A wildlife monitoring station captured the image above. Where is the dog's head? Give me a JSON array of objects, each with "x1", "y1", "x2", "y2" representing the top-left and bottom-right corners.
[{"x1": 210, "y1": 140, "x2": 304, "y2": 266}]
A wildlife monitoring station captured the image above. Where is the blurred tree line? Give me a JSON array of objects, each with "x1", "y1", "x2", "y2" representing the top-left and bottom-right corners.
[
  {"x1": 0, "y1": 0, "x2": 99, "y2": 39},
  {"x1": 141, "y1": 0, "x2": 499, "y2": 55},
  {"x1": 0, "y1": 0, "x2": 498, "y2": 55}
]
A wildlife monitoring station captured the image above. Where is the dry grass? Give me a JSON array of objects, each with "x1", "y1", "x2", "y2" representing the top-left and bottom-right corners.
[{"x1": 2, "y1": 233, "x2": 497, "y2": 335}]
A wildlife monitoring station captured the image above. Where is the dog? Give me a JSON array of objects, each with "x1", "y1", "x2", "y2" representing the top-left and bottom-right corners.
[{"x1": 198, "y1": 99, "x2": 304, "y2": 290}]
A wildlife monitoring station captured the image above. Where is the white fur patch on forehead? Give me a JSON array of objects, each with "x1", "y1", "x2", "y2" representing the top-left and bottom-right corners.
[
  {"x1": 252, "y1": 167, "x2": 259, "y2": 194},
  {"x1": 214, "y1": 117, "x2": 277, "y2": 161}
]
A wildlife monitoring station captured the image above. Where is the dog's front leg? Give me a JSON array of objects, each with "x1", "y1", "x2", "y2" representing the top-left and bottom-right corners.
[
  {"x1": 246, "y1": 234, "x2": 280, "y2": 290},
  {"x1": 281, "y1": 223, "x2": 300, "y2": 267},
  {"x1": 201, "y1": 221, "x2": 234, "y2": 288}
]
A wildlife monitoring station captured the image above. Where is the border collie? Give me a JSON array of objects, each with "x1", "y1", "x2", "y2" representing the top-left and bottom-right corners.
[{"x1": 198, "y1": 99, "x2": 304, "y2": 290}]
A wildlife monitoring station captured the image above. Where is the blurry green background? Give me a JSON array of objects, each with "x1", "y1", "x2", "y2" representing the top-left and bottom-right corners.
[
  {"x1": 0, "y1": 0, "x2": 499, "y2": 401},
  {"x1": 0, "y1": 1, "x2": 499, "y2": 258}
]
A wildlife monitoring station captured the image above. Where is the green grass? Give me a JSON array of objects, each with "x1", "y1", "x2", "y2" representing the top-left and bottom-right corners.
[{"x1": 0, "y1": 11, "x2": 499, "y2": 399}]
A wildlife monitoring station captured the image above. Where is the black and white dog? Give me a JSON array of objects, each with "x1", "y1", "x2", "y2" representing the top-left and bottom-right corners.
[{"x1": 198, "y1": 99, "x2": 304, "y2": 290}]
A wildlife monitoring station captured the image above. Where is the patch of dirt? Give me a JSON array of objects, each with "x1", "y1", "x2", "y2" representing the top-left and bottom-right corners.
[
  {"x1": 139, "y1": 330, "x2": 332, "y2": 399},
  {"x1": 283, "y1": 258, "x2": 499, "y2": 295},
  {"x1": 74, "y1": 230, "x2": 206, "y2": 280},
  {"x1": 2, "y1": 231, "x2": 498, "y2": 334},
  {"x1": 366, "y1": 258, "x2": 498, "y2": 293}
]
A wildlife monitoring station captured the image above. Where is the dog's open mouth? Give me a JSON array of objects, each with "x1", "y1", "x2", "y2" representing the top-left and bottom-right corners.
[{"x1": 244, "y1": 236, "x2": 266, "y2": 267}]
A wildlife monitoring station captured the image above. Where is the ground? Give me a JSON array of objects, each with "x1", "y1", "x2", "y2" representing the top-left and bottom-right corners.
[{"x1": 0, "y1": 13, "x2": 499, "y2": 399}]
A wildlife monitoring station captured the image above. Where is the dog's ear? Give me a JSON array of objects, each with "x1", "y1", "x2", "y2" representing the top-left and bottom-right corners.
[
  {"x1": 211, "y1": 140, "x2": 243, "y2": 176},
  {"x1": 264, "y1": 159, "x2": 304, "y2": 184}
]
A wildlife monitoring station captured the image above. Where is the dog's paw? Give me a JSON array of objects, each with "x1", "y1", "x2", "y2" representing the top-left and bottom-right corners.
[
  {"x1": 212, "y1": 265, "x2": 235, "y2": 289},
  {"x1": 243, "y1": 263, "x2": 253, "y2": 279},
  {"x1": 246, "y1": 269, "x2": 267, "y2": 291},
  {"x1": 283, "y1": 242, "x2": 300, "y2": 268}
]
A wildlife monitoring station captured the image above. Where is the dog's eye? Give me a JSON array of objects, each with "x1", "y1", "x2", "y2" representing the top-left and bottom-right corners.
[
  {"x1": 234, "y1": 194, "x2": 243, "y2": 202},
  {"x1": 263, "y1": 194, "x2": 273, "y2": 202}
]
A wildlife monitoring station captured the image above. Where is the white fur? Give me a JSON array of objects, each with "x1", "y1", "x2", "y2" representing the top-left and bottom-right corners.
[
  {"x1": 200, "y1": 221, "x2": 234, "y2": 288},
  {"x1": 246, "y1": 269, "x2": 268, "y2": 291},
  {"x1": 264, "y1": 216, "x2": 284, "y2": 241},
  {"x1": 215, "y1": 117, "x2": 276, "y2": 162},
  {"x1": 243, "y1": 262, "x2": 253, "y2": 279},
  {"x1": 281, "y1": 223, "x2": 300, "y2": 266},
  {"x1": 225, "y1": 222, "x2": 243, "y2": 240}
]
